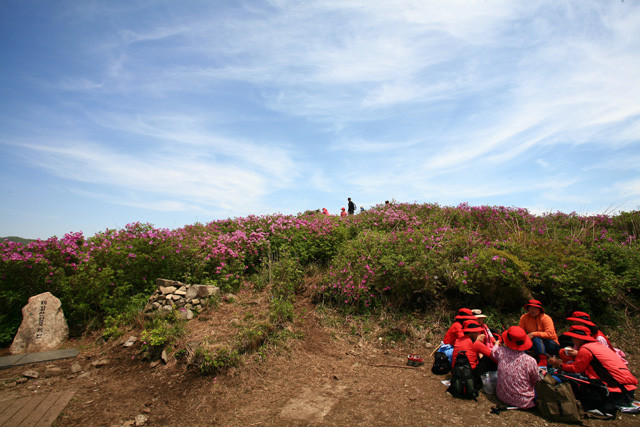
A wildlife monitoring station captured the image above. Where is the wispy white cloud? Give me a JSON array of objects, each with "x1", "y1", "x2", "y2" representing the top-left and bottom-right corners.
[{"x1": 2, "y1": 0, "x2": 640, "y2": 238}]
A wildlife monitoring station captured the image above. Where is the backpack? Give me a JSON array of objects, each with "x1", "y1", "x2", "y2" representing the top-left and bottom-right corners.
[
  {"x1": 446, "y1": 351, "x2": 478, "y2": 399},
  {"x1": 432, "y1": 351, "x2": 450, "y2": 375},
  {"x1": 535, "y1": 374, "x2": 584, "y2": 424},
  {"x1": 570, "y1": 377, "x2": 616, "y2": 419}
]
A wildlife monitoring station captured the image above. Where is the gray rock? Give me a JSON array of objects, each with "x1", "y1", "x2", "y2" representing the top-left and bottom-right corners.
[
  {"x1": 44, "y1": 366, "x2": 63, "y2": 377},
  {"x1": 159, "y1": 286, "x2": 177, "y2": 295},
  {"x1": 135, "y1": 414, "x2": 148, "y2": 426},
  {"x1": 156, "y1": 278, "x2": 180, "y2": 287},
  {"x1": 185, "y1": 284, "x2": 220, "y2": 300},
  {"x1": 177, "y1": 308, "x2": 194, "y2": 320},
  {"x1": 123, "y1": 336, "x2": 138, "y2": 347},
  {"x1": 22, "y1": 370, "x2": 39, "y2": 379},
  {"x1": 161, "y1": 349, "x2": 168, "y2": 364},
  {"x1": 71, "y1": 363, "x2": 82, "y2": 373},
  {"x1": 10, "y1": 292, "x2": 69, "y2": 355},
  {"x1": 91, "y1": 358, "x2": 109, "y2": 368}
]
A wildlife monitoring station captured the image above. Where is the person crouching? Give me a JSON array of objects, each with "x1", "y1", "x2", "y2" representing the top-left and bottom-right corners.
[{"x1": 548, "y1": 325, "x2": 637, "y2": 407}]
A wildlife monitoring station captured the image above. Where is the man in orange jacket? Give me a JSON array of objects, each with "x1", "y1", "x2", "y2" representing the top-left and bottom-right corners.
[{"x1": 518, "y1": 299, "x2": 560, "y2": 365}]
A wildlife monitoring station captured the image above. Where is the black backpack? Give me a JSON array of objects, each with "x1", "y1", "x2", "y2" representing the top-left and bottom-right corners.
[
  {"x1": 447, "y1": 351, "x2": 478, "y2": 399},
  {"x1": 432, "y1": 351, "x2": 450, "y2": 375}
]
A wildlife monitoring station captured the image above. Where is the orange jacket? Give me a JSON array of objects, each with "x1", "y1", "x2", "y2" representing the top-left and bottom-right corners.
[{"x1": 518, "y1": 312, "x2": 559, "y2": 344}]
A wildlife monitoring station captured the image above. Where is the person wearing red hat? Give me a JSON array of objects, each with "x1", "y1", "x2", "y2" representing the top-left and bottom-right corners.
[
  {"x1": 340, "y1": 207, "x2": 347, "y2": 217},
  {"x1": 549, "y1": 325, "x2": 637, "y2": 407},
  {"x1": 565, "y1": 311, "x2": 628, "y2": 364},
  {"x1": 442, "y1": 308, "x2": 477, "y2": 345},
  {"x1": 451, "y1": 320, "x2": 496, "y2": 383},
  {"x1": 518, "y1": 299, "x2": 560, "y2": 365},
  {"x1": 490, "y1": 326, "x2": 540, "y2": 409}
]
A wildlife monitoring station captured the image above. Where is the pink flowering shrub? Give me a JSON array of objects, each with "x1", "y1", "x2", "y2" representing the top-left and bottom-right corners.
[{"x1": 0, "y1": 205, "x2": 639, "y2": 345}]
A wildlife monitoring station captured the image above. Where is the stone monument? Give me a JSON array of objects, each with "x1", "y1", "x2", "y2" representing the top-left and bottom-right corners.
[{"x1": 10, "y1": 292, "x2": 69, "y2": 354}]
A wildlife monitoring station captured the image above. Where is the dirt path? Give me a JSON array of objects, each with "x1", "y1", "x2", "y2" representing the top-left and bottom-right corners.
[{"x1": 1, "y1": 299, "x2": 638, "y2": 426}]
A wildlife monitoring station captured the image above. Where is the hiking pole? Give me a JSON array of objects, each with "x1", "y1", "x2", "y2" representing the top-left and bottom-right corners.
[
  {"x1": 430, "y1": 343, "x2": 442, "y2": 358},
  {"x1": 490, "y1": 405, "x2": 519, "y2": 415},
  {"x1": 555, "y1": 373, "x2": 609, "y2": 394}
]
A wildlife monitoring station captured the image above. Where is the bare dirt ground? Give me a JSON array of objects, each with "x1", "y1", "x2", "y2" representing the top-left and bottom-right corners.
[{"x1": 1, "y1": 289, "x2": 638, "y2": 427}]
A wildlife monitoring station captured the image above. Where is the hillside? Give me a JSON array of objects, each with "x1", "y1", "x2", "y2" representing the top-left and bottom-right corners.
[
  {"x1": 1, "y1": 282, "x2": 639, "y2": 426},
  {"x1": 0, "y1": 236, "x2": 35, "y2": 245}
]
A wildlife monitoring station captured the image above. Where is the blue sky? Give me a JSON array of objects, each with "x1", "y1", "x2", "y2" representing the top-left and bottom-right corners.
[{"x1": 1, "y1": 0, "x2": 639, "y2": 239}]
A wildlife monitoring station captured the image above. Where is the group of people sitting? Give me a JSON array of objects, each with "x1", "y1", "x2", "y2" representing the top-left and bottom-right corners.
[{"x1": 438, "y1": 299, "x2": 637, "y2": 411}]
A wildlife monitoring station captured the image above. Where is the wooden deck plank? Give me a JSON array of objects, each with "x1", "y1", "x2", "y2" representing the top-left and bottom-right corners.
[
  {"x1": 18, "y1": 392, "x2": 63, "y2": 427},
  {"x1": 0, "y1": 399, "x2": 17, "y2": 417},
  {"x1": 0, "y1": 397, "x2": 30, "y2": 426},
  {"x1": 30, "y1": 391, "x2": 75, "y2": 427},
  {"x1": 3, "y1": 395, "x2": 45, "y2": 427}
]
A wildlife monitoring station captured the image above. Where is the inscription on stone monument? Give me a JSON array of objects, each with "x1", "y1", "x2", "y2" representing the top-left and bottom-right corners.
[{"x1": 10, "y1": 292, "x2": 69, "y2": 354}]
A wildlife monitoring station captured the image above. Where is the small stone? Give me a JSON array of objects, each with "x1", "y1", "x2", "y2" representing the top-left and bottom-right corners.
[
  {"x1": 44, "y1": 367, "x2": 63, "y2": 377},
  {"x1": 174, "y1": 289, "x2": 187, "y2": 296},
  {"x1": 23, "y1": 370, "x2": 39, "y2": 379},
  {"x1": 159, "y1": 286, "x2": 177, "y2": 295},
  {"x1": 177, "y1": 308, "x2": 194, "y2": 320},
  {"x1": 161, "y1": 350, "x2": 168, "y2": 364},
  {"x1": 142, "y1": 407, "x2": 151, "y2": 414},
  {"x1": 77, "y1": 372, "x2": 90, "y2": 379},
  {"x1": 123, "y1": 421, "x2": 135, "y2": 427},
  {"x1": 71, "y1": 363, "x2": 82, "y2": 373},
  {"x1": 191, "y1": 299, "x2": 200, "y2": 305},
  {"x1": 150, "y1": 360, "x2": 161, "y2": 368},
  {"x1": 16, "y1": 377, "x2": 28, "y2": 384},
  {"x1": 123, "y1": 336, "x2": 138, "y2": 347},
  {"x1": 91, "y1": 359, "x2": 109, "y2": 368},
  {"x1": 135, "y1": 414, "x2": 148, "y2": 426}
]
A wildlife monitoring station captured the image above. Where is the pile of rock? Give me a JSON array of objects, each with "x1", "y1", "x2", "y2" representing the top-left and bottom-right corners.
[{"x1": 144, "y1": 279, "x2": 220, "y2": 319}]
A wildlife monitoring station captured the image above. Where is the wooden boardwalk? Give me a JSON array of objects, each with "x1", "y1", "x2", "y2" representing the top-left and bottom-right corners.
[{"x1": 0, "y1": 391, "x2": 75, "y2": 427}]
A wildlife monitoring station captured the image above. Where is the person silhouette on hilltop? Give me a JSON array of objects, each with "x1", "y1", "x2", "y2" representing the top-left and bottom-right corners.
[{"x1": 347, "y1": 198, "x2": 356, "y2": 215}]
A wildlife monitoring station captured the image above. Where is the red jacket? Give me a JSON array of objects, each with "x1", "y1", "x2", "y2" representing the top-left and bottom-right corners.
[
  {"x1": 559, "y1": 342, "x2": 637, "y2": 393},
  {"x1": 443, "y1": 322, "x2": 463, "y2": 345},
  {"x1": 452, "y1": 335, "x2": 494, "y2": 369}
]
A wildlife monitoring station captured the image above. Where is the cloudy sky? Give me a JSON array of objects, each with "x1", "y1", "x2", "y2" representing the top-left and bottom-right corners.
[{"x1": 1, "y1": 0, "x2": 639, "y2": 239}]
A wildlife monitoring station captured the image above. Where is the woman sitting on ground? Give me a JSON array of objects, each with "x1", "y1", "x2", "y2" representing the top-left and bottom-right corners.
[
  {"x1": 472, "y1": 309, "x2": 497, "y2": 350},
  {"x1": 452, "y1": 320, "x2": 497, "y2": 388},
  {"x1": 565, "y1": 311, "x2": 628, "y2": 364},
  {"x1": 518, "y1": 299, "x2": 560, "y2": 365},
  {"x1": 491, "y1": 326, "x2": 540, "y2": 409},
  {"x1": 442, "y1": 308, "x2": 477, "y2": 346}
]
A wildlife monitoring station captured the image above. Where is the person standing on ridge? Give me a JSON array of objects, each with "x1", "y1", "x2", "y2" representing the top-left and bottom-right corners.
[{"x1": 347, "y1": 198, "x2": 356, "y2": 215}]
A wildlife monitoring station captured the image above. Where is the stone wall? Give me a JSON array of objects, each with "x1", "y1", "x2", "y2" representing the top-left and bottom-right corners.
[{"x1": 144, "y1": 279, "x2": 220, "y2": 318}]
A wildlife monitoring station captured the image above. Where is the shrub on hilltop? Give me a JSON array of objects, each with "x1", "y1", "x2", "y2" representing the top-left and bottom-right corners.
[{"x1": 0, "y1": 203, "x2": 638, "y2": 346}]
